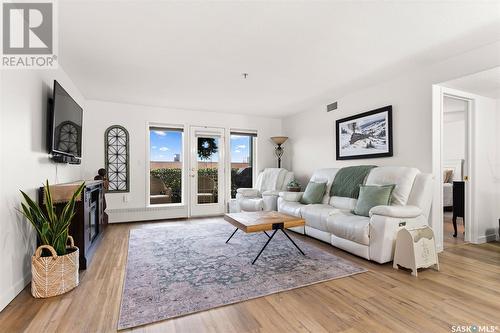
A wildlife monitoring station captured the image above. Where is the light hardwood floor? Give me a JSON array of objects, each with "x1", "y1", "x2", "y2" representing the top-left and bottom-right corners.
[
  {"x1": 1, "y1": 217, "x2": 499, "y2": 333},
  {"x1": 443, "y1": 211, "x2": 466, "y2": 249}
]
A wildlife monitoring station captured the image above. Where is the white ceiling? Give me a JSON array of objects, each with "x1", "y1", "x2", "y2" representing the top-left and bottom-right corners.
[
  {"x1": 443, "y1": 67, "x2": 500, "y2": 99},
  {"x1": 59, "y1": 1, "x2": 500, "y2": 117}
]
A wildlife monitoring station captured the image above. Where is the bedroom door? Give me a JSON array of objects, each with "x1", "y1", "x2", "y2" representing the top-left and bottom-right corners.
[{"x1": 189, "y1": 126, "x2": 226, "y2": 217}]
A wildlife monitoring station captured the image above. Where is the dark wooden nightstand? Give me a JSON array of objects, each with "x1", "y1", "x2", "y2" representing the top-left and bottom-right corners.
[{"x1": 452, "y1": 181, "x2": 465, "y2": 237}]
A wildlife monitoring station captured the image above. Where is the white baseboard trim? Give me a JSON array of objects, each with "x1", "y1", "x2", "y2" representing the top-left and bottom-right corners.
[
  {"x1": 476, "y1": 233, "x2": 499, "y2": 244},
  {"x1": 0, "y1": 272, "x2": 31, "y2": 312}
]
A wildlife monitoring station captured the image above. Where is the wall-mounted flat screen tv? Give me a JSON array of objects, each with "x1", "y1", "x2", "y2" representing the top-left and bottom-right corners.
[{"x1": 50, "y1": 80, "x2": 83, "y2": 158}]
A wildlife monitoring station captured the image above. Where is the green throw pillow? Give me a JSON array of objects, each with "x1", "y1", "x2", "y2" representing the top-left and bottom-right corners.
[
  {"x1": 300, "y1": 181, "x2": 326, "y2": 204},
  {"x1": 353, "y1": 184, "x2": 396, "y2": 217}
]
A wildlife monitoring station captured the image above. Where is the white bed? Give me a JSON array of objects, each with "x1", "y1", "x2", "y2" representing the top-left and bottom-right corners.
[
  {"x1": 443, "y1": 183, "x2": 453, "y2": 207},
  {"x1": 443, "y1": 159, "x2": 464, "y2": 208}
]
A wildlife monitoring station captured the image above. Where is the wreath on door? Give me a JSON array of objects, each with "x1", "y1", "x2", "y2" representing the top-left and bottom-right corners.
[{"x1": 197, "y1": 137, "x2": 218, "y2": 160}]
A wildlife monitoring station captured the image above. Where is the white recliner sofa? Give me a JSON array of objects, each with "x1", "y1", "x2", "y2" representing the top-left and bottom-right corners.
[
  {"x1": 278, "y1": 167, "x2": 433, "y2": 263},
  {"x1": 232, "y1": 168, "x2": 294, "y2": 212}
]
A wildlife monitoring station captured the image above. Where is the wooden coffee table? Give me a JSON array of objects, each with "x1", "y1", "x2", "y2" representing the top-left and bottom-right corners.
[{"x1": 224, "y1": 211, "x2": 306, "y2": 264}]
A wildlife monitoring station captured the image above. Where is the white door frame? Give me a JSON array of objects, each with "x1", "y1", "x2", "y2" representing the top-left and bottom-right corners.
[
  {"x1": 189, "y1": 126, "x2": 226, "y2": 217},
  {"x1": 431, "y1": 85, "x2": 475, "y2": 251}
]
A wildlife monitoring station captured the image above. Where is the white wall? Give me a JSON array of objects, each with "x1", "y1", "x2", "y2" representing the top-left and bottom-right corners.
[
  {"x1": 282, "y1": 42, "x2": 500, "y2": 187},
  {"x1": 82, "y1": 100, "x2": 282, "y2": 222},
  {"x1": 443, "y1": 111, "x2": 466, "y2": 162},
  {"x1": 0, "y1": 69, "x2": 85, "y2": 311},
  {"x1": 470, "y1": 93, "x2": 499, "y2": 242},
  {"x1": 496, "y1": 98, "x2": 500, "y2": 237}
]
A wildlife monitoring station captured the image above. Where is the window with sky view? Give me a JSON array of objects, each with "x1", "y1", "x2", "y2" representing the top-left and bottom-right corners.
[
  {"x1": 230, "y1": 133, "x2": 255, "y2": 198},
  {"x1": 149, "y1": 128, "x2": 183, "y2": 204}
]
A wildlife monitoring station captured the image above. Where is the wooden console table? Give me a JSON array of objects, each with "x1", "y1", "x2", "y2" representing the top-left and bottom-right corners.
[{"x1": 38, "y1": 180, "x2": 107, "y2": 269}]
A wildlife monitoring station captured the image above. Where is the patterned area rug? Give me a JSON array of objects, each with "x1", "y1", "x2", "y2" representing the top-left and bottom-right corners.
[{"x1": 118, "y1": 221, "x2": 367, "y2": 330}]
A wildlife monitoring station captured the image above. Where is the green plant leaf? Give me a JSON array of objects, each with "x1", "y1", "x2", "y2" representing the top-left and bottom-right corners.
[
  {"x1": 19, "y1": 202, "x2": 42, "y2": 237},
  {"x1": 43, "y1": 180, "x2": 57, "y2": 228},
  {"x1": 41, "y1": 222, "x2": 49, "y2": 239},
  {"x1": 19, "y1": 191, "x2": 47, "y2": 235}
]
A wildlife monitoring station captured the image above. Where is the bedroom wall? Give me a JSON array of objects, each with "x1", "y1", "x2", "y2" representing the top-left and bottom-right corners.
[
  {"x1": 443, "y1": 111, "x2": 466, "y2": 162},
  {"x1": 281, "y1": 42, "x2": 500, "y2": 187},
  {"x1": 0, "y1": 69, "x2": 85, "y2": 311},
  {"x1": 82, "y1": 100, "x2": 282, "y2": 222}
]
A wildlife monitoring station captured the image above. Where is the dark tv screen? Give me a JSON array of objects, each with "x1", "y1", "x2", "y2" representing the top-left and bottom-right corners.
[{"x1": 51, "y1": 80, "x2": 83, "y2": 158}]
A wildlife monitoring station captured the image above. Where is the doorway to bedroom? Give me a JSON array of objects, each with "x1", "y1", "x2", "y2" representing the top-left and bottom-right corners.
[
  {"x1": 432, "y1": 66, "x2": 500, "y2": 251},
  {"x1": 442, "y1": 96, "x2": 469, "y2": 248}
]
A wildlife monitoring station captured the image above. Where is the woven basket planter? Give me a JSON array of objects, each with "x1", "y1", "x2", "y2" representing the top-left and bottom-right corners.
[{"x1": 31, "y1": 236, "x2": 79, "y2": 298}]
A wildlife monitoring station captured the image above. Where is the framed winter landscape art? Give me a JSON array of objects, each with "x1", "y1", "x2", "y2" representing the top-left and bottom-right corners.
[{"x1": 336, "y1": 106, "x2": 393, "y2": 160}]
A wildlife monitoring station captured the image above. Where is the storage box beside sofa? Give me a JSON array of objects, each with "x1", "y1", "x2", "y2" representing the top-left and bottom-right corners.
[{"x1": 278, "y1": 166, "x2": 433, "y2": 264}]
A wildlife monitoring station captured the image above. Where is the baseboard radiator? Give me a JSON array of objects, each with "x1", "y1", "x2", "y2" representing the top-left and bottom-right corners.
[{"x1": 106, "y1": 206, "x2": 187, "y2": 223}]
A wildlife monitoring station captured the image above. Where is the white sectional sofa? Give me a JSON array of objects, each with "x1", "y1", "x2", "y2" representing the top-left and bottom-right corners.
[{"x1": 278, "y1": 167, "x2": 433, "y2": 263}]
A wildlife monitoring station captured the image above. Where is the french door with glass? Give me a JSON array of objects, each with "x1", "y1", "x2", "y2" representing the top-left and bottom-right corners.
[{"x1": 189, "y1": 126, "x2": 225, "y2": 216}]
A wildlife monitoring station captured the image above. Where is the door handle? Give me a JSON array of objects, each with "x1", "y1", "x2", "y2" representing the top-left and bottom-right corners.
[{"x1": 464, "y1": 176, "x2": 469, "y2": 181}]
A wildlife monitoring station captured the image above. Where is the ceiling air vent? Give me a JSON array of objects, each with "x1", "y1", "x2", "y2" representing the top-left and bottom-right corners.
[{"x1": 327, "y1": 102, "x2": 338, "y2": 112}]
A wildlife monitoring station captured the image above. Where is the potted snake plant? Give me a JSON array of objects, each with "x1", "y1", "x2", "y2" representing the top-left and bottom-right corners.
[{"x1": 19, "y1": 180, "x2": 85, "y2": 298}]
